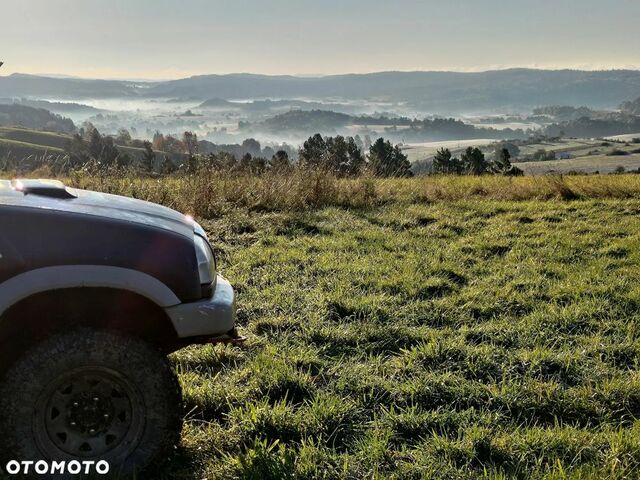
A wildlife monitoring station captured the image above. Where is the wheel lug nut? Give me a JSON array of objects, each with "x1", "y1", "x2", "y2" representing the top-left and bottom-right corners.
[
  {"x1": 104, "y1": 414, "x2": 109, "y2": 419},
  {"x1": 93, "y1": 397, "x2": 99, "y2": 402},
  {"x1": 73, "y1": 402, "x2": 79, "y2": 407},
  {"x1": 89, "y1": 428, "x2": 95, "y2": 434},
  {"x1": 70, "y1": 422, "x2": 76, "y2": 426}
]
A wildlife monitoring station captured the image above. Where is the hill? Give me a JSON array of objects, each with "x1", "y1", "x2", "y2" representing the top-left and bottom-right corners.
[
  {"x1": 3, "y1": 69, "x2": 640, "y2": 112},
  {"x1": 0, "y1": 126, "x2": 183, "y2": 167},
  {"x1": 0, "y1": 127, "x2": 70, "y2": 149},
  {"x1": 243, "y1": 110, "x2": 528, "y2": 141},
  {"x1": 0, "y1": 73, "x2": 140, "y2": 99},
  {"x1": 145, "y1": 70, "x2": 640, "y2": 112},
  {"x1": 0, "y1": 104, "x2": 75, "y2": 133},
  {"x1": 531, "y1": 105, "x2": 599, "y2": 121},
  {"x1": 198, "y1": 97, "x2": 235, "y2": 108},
  {"x1": 245, "y1": 110, "x2": 353, "y2": 134},
  {"x1": 621, "y1": 97, "x2": 640, "y2": 115},
  {"x1": 0, "y1": 127, "x2": 68, "y2": 164},
  {"x1": 543, "y1": 114, "x2": 640, "y2": 138},
  {"x1": 0, "y1": 98, "x2": 102, "y2": 115}
]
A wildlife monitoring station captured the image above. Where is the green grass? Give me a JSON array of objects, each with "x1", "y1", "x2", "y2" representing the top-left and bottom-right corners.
[
  {"x1": 7, "y1": 170, "x2": 640, "y2": 478},
  {"x1": 94, "y1": 175, "x2": 639, "y2": 479}
]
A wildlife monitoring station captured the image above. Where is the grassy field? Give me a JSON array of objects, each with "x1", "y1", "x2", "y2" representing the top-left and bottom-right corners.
[
  {"x1": 0, "y1": 127, "x2": 67, "y2": 156},
  {"x1": 516, "y1": 139, "x2": 600, "y2": 157},
  {"x1": 402, "y1": 140, "x2": 497, "y2": 163},
  {"x1": 45, "y1": 173, "x2": 640, "y2": 479},
  {"x1": 605, "y1": 133, "x2": 640, "y2": 142},
  {"x1": 0, "y1": 127, "x2": 67, "y2": 164},
  {"x1": 0, "y1": 127, "x2": 180, "y2": 165},
  {"x1": 0, "y1": 126, "x2": 70, "y2": 150},
  {"x1": 402, "y1": 138, "x2": 631, "y2": 166},
  {"x1": 513, "y1": 138, "x2": 640, "y2": 175},
  {"x1": 514, "y1": 153, "x2": 640, "y2": 175},
  {"x1": 401, "y1": 137, "x2": 640, "y2": 175}
]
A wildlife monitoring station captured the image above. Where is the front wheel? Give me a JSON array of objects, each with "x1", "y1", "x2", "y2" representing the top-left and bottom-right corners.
[{"x1": 0, "y1": 329, "x2": 182, "y2": 477}]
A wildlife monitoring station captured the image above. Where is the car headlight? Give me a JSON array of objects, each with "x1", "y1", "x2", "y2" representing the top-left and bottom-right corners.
[{"x1": 194, "y1": 234, "x2": 215, "y2": 285}]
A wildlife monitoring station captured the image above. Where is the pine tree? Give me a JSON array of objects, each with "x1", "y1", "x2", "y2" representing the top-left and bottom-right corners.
[
  {"x1": 461, "y1": 147, "x2": 490, "y2": 175},
  {"x1": 368, "y1": 138, "x2": 412, "y2": 177}
]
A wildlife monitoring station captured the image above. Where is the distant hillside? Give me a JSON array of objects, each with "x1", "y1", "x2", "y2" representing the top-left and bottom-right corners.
[
  {"x1": 147, "y1": 69, "x2": 640, "y2": 112},
  {"x1": 544, "y1": 114, "x2": 640, "y2": 138},
  {"x1": 198, "y1": 98, "x2": 361, "y2": 114},
  {"x1": 0, "y1": 104, "x2": 75, "y2": 133},
  {"x1": 246, "y1": 110, "x2": 353, "y2": 134},
  {"x1": 3, "y1": 69, "x2": 640, "y2": 113},
  {"x1": 531, "y1": 105, "x2": 599, "y2": 122},
  {"x1": 0, "y1": 98, "x2": 102, "y2": 115},
  {"x1": 621, "y1": 97, "x2": 640, "y2": 115},
  {"x1": 243, "y1": 110, "x2": 528, "y2": 141},
  {"x1": 198, "y1": 98, "x2": 235, "y2": 108},
  {"x1": 0, "y1": 73, "x2": 140, "y2": 99}
]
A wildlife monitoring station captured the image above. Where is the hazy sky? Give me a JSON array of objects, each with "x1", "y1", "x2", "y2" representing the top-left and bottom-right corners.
[{"x1": 3, "y1": 0, "x2": 640, "y2": 80}]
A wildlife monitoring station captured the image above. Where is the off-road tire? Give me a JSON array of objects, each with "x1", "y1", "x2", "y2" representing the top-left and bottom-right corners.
[{"x1": 0, "y1": 329, "x2": 182, "y2": 478}]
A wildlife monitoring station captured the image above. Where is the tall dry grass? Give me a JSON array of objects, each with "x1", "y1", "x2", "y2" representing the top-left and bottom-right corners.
[
  {"x1": 9, "y1": 167, "x2": 640, "y2": 215},
  {"x1": 62, "y1": 168, "x2": 380, "y2": 216}
]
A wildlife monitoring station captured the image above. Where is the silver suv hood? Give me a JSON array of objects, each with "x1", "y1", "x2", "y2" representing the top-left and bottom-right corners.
[{"x1": 0, "y1": 179, "x2": 195, "y2": 239}]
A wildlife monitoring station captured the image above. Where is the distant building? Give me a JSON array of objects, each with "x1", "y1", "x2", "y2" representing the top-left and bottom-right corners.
[{"x1": 556, "y1": 152, "x2": 571, "y2": 160}]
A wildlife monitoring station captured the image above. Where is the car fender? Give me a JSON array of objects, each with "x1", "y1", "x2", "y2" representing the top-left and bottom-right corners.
[{"x1": 0, "y1": 265, "x2": 181, "y2": 317}]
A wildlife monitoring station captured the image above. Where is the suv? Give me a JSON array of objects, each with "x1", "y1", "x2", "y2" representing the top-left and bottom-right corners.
[{"x1": 0, "y1": 179, "x2": 243, "y2": 475}]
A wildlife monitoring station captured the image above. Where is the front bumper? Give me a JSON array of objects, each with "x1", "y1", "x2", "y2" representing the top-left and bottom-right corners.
[{"x1": 165, "y1": 274, "x2": 236, "y2": 338}]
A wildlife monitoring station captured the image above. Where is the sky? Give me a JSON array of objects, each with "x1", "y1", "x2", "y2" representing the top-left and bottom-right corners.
[{"x1": 2, "y1": 0, "x2": 640, "y2": 80}]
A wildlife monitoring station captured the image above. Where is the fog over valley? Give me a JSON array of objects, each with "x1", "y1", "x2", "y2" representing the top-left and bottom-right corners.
[{"x1": 2, "y1": 69, "x2": 640, "y2": 174}]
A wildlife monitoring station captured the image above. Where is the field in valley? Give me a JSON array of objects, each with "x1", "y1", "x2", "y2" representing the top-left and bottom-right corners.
[
  {"x1": 514, "y1": 138, "x2": 640, "y2": 175},
  {"x1": 50, "y1": 173, "x2": 640, "y2": 479},
  {"x1": 605, "y1": 133, "x2": 640, "y2": 143},
  {"x1": 404, "y1": 138, "x2": 640, "y2": 175},
  {"x1": 514, "y1": 153, "x2": 640, "y2": 175},
  {"x1": 402, "y1": 139, "x2": 497, "y2": 163}
]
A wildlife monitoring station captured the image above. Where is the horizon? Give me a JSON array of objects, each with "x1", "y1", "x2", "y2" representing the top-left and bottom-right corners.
[
  {"x1": 3, "y1": 0, "x2": 639, "y2": 80},
  {"x1": 4, "y1": 65, "x2": 640, "y2": 83}
]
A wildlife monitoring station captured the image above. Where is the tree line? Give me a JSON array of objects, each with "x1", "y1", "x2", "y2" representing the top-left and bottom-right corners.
[
  {"x1": 242, "y1": 109, "x2": 531, "y2": 142},
  {"x1": 431, "y1": 147, "x2": 523, "y2": 176},
  {"x1": 180, "y1": 133, "x2": 411, "y2": 177},
  {"x1": 8, "y1": 123, "x2": 520, "y2": 178},
  {"x1": 58, "y1": 127, "x2": 413, "y2": 177}
]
